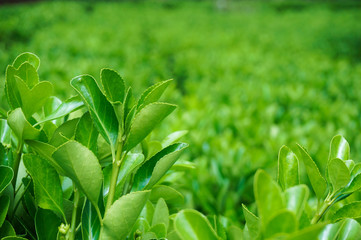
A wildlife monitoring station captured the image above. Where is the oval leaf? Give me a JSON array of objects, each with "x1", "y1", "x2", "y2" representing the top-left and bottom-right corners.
[
  {"x1": 328, "y1": 158, "x2": 351, "y2": 193},
  {"x1": 278, "y1": 145, "x2": 299, "y2": 190},
  {"x1": 0, "y1": 166, "x2": 13, "y2": 195},
  {"x1": 12, "y1": 52, "x2": 40, "y2": 70},
  {"x1": 100, "y1": 68, "x2": 125, "y2": 103},
  {"x1": 329, "y1": 135, "x2": 350, "y2": 162},
  {"x1": 265, "y1": 210, "x2": 297, "y2": 237},
  {"x1": 7, "y1": 108, "x2": 41, "y2": 140},
  {"x1": 0, "y1": 195, "x2": 10, "y2": 227},
  {"x1": 137, "y1": 79, "x2": 172, "y2": 109},
  {"x1": 331, "y1": 201, "x2": 361, "y2": 222},
  {"x1": 285, "y1": 185, "x2": 309, "y2": 220}
]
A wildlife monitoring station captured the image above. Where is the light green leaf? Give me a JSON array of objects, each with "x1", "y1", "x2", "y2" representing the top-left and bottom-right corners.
[
  {"x1": 343, "y1": 175, "x2": 361, "y2": 195},
  {"x1": 162, "y1": 130, "x2": 188, "y2": 148},
  {"x1": 329, "y1": 135, "x2": 350, "y2": 162},
  {"x1": 125, "y1": 102, "x2": 177, "y2": 150},
  {"x1": 71, "y1": 75, "x2": 118, "y2": 154},
  {"x1": 331, "y1": 201, "x2": 361, "y2": 222},
  {"x1": 75, "y1": 112, "x2": 99, "y2": 154},
  {"x1": 337, "y1": 218, "x2": 361, "y2": 240},
  {"x1": 7, "y1": 108, "x2": 41, "y2": 140},
  {"x1": 0, "y1": 195, "x2": 10, "y2": 227},
  {"x1": 0, "y1": 221, "x2": 15, "y2": 238},
  {"x1": 5, "y1": 65, "x2": 21, "y2": 109},
  {"x1": 152, "y1": 198, "x2": 169, "y2": 229},
  {"x1": 285, "y1": 185, "x2": 309, "y2": 220},
  {"x1": 150, "y1": 185, "x2": 184, "y2": 206},
  {"x1": 174, "y1": 209, "x2": 219, "y2": 240},
  {"x1": 328, "y1": 158, "x2": 351, "y2": 193},
  {"x1": 137, "y1": 79, "x2": 172, "y2": 109},
  {"x1": 49, "y1": 118, "x2": 79, "y2": 147},
  {"x1": 15, "y1": 62, "x2": 39, "y2": 88},
  {"x1": 52, "y1": 141, "x2": 103, "y2": 207},
  {"x1": 318, "y1": 221, "x2": 342, "y2": 240},
  {"x1": 0, "y1": 120, "x2": 11, "y2": 146},
  {"x1": 123, "y1": 87, "x2": 134, "y2": 123},
  {"x1": 132, "y1": 143, "x2": 188, "y2": 190},
  {"x1": 100, "y1": 191, "x2": 150, "y2": 240},
  {"x1": 242, "y1": 204, "x2": 260, "y2": 239},
  {"x1": 265, "y1": 210, "x2": 297, "y2": 237},
  {"x1": 0, "y1": 166, "x2": 13, "y2": 195},
  {"x1": 148, "y1": 223, "x2": 167, "y2": 238},
  {"x1": 278, "y1": 145, "x2": 299, "y2": 190},
  {"x1": 23, "y1": 154, "x2": 65, "y2": 220},
  {"x1": 12, "y1": 52, "x2": 40, "y2": 70},
  {"x1": 36, "y1": 96, "x2": 84, "y2": 125},
  {"x1": 254, "y1": 169, "x2": 284, "y2": 225},
  {"x1": 35, "y1": 208, "x2": 62, "y2": 240},
  {"x1": 285, "y1": 223, "x2": 326, "y2": 240},
  {"x1": 296, "y1": 144, "x2": 327, "y2": 199},
  {"x1": 140, "y1": 201, "x2": 155, "y2": 224},
  {"x1": 100, "y1": 68, "x2": 125, "y2": 103}
]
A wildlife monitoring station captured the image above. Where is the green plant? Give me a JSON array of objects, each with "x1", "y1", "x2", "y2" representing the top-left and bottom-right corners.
[{"x1": 0, "y1": 52, "x2": 190, "y2": 239}]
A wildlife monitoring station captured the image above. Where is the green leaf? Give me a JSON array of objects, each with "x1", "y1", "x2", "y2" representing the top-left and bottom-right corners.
[
  {"x1": 331, "y1": 201, "x2": 361, "y2": 222},
  {"x1": 329, "y1": 135, "x2": 350, "y2": 162},
  {"x1": 343, "y1": 175, "x2": 361, "y2": 195},
  {"x1": 284, "y1": 185, "x2": 309, "y2": 220},
  {"x1": 137, "y1": 79, "x2": 172, "y2": 109},
  {"x1": 148, "y1": 223, "x2": 167, "y2": 238},
  {"x1": 0, "y1": 120, "x2": 11, "y2": 146},
  {"x1": 35, "y1": 208, "x2": 62, "y2": 240},
  {"x1": 174, "y1": 209, "x2": 219, "y2": 240},
  {"x1": 49, "y1": 118, "x2": 79, "y2": 147},
  {"x1": 75, "y1": 112, "x2": 99, "y2": 154},
  {"x1": 149, "y1": 185, "x2": 184, "y2": 206},
  {"x1": 278, "y1": 145, "x2": 299, "y2": 190},
  {"x1": 125, "y1": 103, "x2": 177, "y2": 150},
  {"x1": 152, "y1": 198, "x2": 169, "y2": 229},
  {"x1": 162, "y1": 130, "x2": 188, "y2": 148},
  {"x1": 285, "y1": 223, "x2": 326, "y2": 240},
  {"x1": 0, "y1": 166, "x2": 13, "y2": 195},
  {"x1": 123, "y1": 87, "x2": 134, "y2": 122},
  {"x1": 36, "y1": 96, "x2": 84, "y2": 125},
  {"x1": 81, "y1": 199, "x2": 102, "y2": 240},
  {"x1": 254, "y1": 169, "x2": 284, "y2": 225},
  {"x1": 242, "y1": 204, "x2": 260, "y2": 239},
  {"x1": 5, "y1": 65, "x2": 21, "y2": 109},
  {"x1": 100, "y1": 68, "x2": 125, "y2": 103},
  {"x1": 7, "y1": 108, "x2": 41, "y2": 140},
  {"x1": 12, "y1": 52, "x2": 40, "y2": 70},
  {"x1": 265, "y1": 210, "x2": 297, "y2": 237},
  {"x1": 318, "y1": 221, "x2": 342, "y2": 240},
  {"x1": 23, "y1": 154, "x2": 65, "y2": 220},
  {"x1": 100, "y1": 191, "x2": 150, "y2": 240},
  {"x1": 25, "y1": 140, "x2": 65, "y2": 175},
  {"x1": 52, "y1": 141, "x2": 103, "y2": 207},
  {"x1": 296, "y1": 144, "x2": 327, "y2": 199},
  {"x1": 337, "y1": 218, "x2": 361, "y2": 240},
  {"x1": 133, "y1": 143, "x2": 188, "y2": 190},
  {"x1": 16, "y1": 62, "x2": 39, "y2": 88},
  {"x1": 140, "y1": 201, "x2": 155, "y2": 224},
  {"x1": 71, "y1": 75, "x2": 119, "y2": 154},
  {"x1": 0, "y1": 221, "x2": 15, "y2": 238},
  {"x1": 0, "y1": 195, "x2": 10, "y2": 227},
  {"x1": 328, "y1": 158, "x2": 351, "y2": 193}
]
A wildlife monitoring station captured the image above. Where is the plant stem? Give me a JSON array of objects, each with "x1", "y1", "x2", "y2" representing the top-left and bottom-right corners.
[
  {"x1": 67, "y1": 187, "x2": 80, "y2": 240},
  {"x1": 105, "y1": 143, "x2": 124, "y2": 212},
  {"x1": 311, "y1": 197, "x2": 336, "y2": 224},
  {"x1": 12, "y1": 140, "x2": 24, "y2": 188}
]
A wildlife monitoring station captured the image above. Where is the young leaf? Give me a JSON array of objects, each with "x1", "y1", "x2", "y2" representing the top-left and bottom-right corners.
[
  {"x1": 12, "y1": 52, "x2": 40, "y2": 70},
  {"x1": 173, "y1": 209, "x2": 219, "y2": 240},
  {"x1": 242, "y1": 204, "x2": 260, "y2": 239},
  {"x1": 71, "y1": 75, "x2": 118, "y2": 154},
  {"x1": 23, "y1": 154, "x2": 65, "y2": 220},
  {"x1": 296, "y1": 144, "x2": 327, "y2": 199},
  {"x1": 0, "y1": 166, "x2": 13, "y2": 195},
  {"x1": 5, "y1": 65, "x2": 21, "y2": 109},
  {"x1": 7, "y1": 108, "x2": 41, "y2": 140},
  {"x1": 328, "y1": 158, "x2": 351, "y2": 193},
  {"x1": 329, "y1": 135, "x2": 350, "y2": 162},
  {"x1": 278, "y1": 145, "x2": 299, "y2": 190},
  {"x1": 0, "y1": 120, "x2": 11, "y2": 146},
  {"x1": 0, "y1": 195, "x2": 10, "y2": 227},
  {"x1": 284, "y1": 185, "x2": 309, "y2": 220},
  {"x1": 152, "y1": 198, "x2": 169, "y2": 229},
  {"x1": 148, "y1": 223, "x2": 167, "y2": 239},
  {"x1": 265, "y1": 210, "x2": 297, "y2": 237},
  {"x1": 15, "y1": 62, "x2": 39, "y2": 89},
  {"x1": 52, "y1": 141, "x2": 103, "y2": 207},
  {"x1": 100, "y1": 191, "x2": 150, "y2": 240},
  {"x1": 100, "y1": 68, "x2": 125, "y2": 103},
  {"x1": 124, "y1": 102, "x2": 177, "y2": 151},
  {"x1": 149, "y1": 185, "x2": 184, "y2": 206},
  {"x1": 75, "y1": 112, "x2": 99, "y2": 154},
  {"x1": 254, "y1": 169, "x2": 284, "y2": 226},
  {"x1": 331, "y1": 201, "x2": 361, "y2": 222},
  {"x1": 137, "y1": 79, "x2": 173, "y2": 109},
  {"x1": 132, "y1": 143, "x2": 188, "y2": 190},
  {"x1": 162, "y1": 130, "x2": 188, "y2": 148},
  {"x1": 49, "y1": 118, "x2": 79, "y2": 147},
  {"x1": 35, "y1": 208, "x2": 62, "y2": 240}
]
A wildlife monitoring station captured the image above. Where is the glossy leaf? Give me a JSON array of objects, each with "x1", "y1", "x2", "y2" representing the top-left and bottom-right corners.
[
  {"x1": 0, "y1": 120, "x2": 11, "y2": 146},
  {"x1": 49, "y1": 118, "x2": 79, "y2": 147},
  {"x1": 16, "y1": 62, "x2": 39, "y2": 88},
  {"x1": 242, "y1": 204, "x2": 260, "y2": 239},
  {"x1": 284, "y1": 185, "x2": 309, "y2": 220},
  {"x1": 133, "y1": 143, "x2": 188, "y2": 190},
  {"x1": 265, "y1": 210, "x2": 297, "y2": 237},
  {"x1": 329, "y1": 135, "x2": 350, "y2": 162},
  {"x1": 0, "y1": 166, "x2": 13, "y2": 195},
  {"x1": 23, "y1": 154, "x2": 65, "y2": 219},
  {"x1": 75, "y1": 112, "x2": 99, "y2": 154},
  {"x1": 331, "y1": 201, "x2": 361, "y2": 222},
  {"x1": 12, "y1": 52, "x2": 40, "y2": 70},
  {"x1": 338, "y1": 218, "x2": 361, "y2": 240},
  {"x1": 0, "y1": 195, "x2": 10, "y2": 227},
  {"x1": 328, "y1": 158, "x2": 350, "y2": 193},
  {"x1": 52, "y1": 141, "x2": 103, "y2": 207},
  {"x1": 162, "y1": 130, "x2": 188, "y2": 148},
  {"x1": 137, "y1": 79, "x2": 172, "y2": 109},
  {"x1": 150, "y1": 185, "x2": 184, "y2": 205},
  {"x1": 100, "y1": 191, "x2": 150, "y2": 240},
  {"x1": 82, "y1": 199, "x2": 102, "y2": 240},
  {"x1": 0, "y1": 221, "x2": 15, "y2": 238},
  {"x1": 152, "y1": 198, "x2": 169, "y2": 229},
  {"x1": 278, "y1": 145, "x2": 299, "y2": 190},
  {"x1": 254, "y1": 169, "x2": 284, "y2": 225},
  {"x1": 7, "y1": 108, "x2": 41, "y2": 140},
  {"x1": 125, "y1": 102, "x2": 177, "y2": 150},
  {"x1": 36, "y1": 96, "x2": 84, "y2": 125},
  {"x1": 35, "y1": 208, "x2": 62, "y2": 240},
  {"x1": 296, "y1": 144, "x2": 327, "y2": 199},
  {"x1": 174, "y1": 209, "x2": 219, "y2": 240},
  {"x1": 318, "y1": 221, "x2": 342, "y2": 240},
  {"x1": 100, "y1": 68, "x2": 125, "y2": 103},
  {"x1": 71, "y1": 75, "x2": 118, "y2": 153},
  {"x1": 343, "y1": 175, "x2": 361, "y2": 195}
]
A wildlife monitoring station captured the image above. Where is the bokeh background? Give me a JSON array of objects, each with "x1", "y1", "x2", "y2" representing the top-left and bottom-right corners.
[{"x1": 1, "y1": 0, "x2": 361, "y2": 225}]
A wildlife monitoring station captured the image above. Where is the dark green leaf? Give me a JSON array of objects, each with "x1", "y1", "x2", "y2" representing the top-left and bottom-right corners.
[
  {"x1": 0, "y1": 195, "x2": 10, "y2": 227},
  {"x1": 49, "y1": 118, "x2": 79, "y2": 147},
  {"x1": 0, "y1": 221, "x2": 15, "y2": 238},
  {"x1": 278, "y1": 145, "x2": 299, "y2": 190},
  {"x1": 12, "y1": 52, "x2": 40, "y2": 70},
  {"x1": 0, "y1": 166, "x2": 13, "y2": 195},
  {"x1": 125, "y1": 103, "x2": 177, "y2": 150},
  {"x1": 81, "y1": 199, "x2": 102, "y2": 240},
  {"x1": 75, "y1": 112, "x2": 99, "y2": 154},
  {"x1": 100, "y1": 68, "x2": 125, "y2": 103},
  {"x1": 35, "y1": 208, "x2": 62, "y2": 240}
]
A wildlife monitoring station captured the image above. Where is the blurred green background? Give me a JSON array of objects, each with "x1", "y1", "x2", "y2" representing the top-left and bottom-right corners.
[{"x1": 1, "y1": 0, "x2": 361, "y2": 225}]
